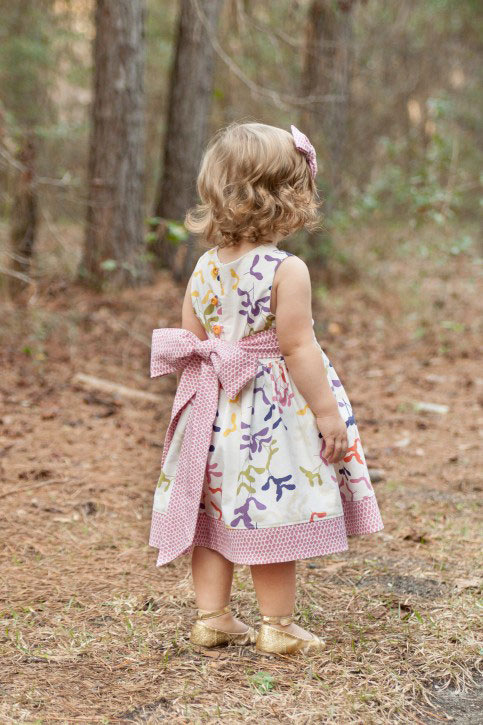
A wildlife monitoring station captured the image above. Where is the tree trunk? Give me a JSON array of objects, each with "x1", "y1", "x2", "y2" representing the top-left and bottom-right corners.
[
  {"x1": 81, "y1": 0, "x2": 146, "y2": 288},
  {"x1": 153, "y1": 0, "x2": 223, "y2": 281},
  {"x1": 299, "y1": 0, "x2": 355, "y2": 269},
  {"x1": 301, "y1": 0, "x2": 354, "y2": 201},
  {"x1": 9, "y1": 134, "x2": 37, "y2": 294}
]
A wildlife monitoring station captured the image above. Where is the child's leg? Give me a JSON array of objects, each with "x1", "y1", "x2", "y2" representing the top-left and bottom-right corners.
[
  {"x1": 250, "y1": 561, "x2": 296, "y2": 615},
  {"x1": 191, "y1": 546, "x2": 249, "y2": 633},
  {"x1": 251, "y1": 561, "x2": 314, "y2": 640}
]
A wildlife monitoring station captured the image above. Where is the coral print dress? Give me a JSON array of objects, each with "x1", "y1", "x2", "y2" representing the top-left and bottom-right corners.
[{"x1": 149, "y1": 243, "x2": 383, "y2": 566}]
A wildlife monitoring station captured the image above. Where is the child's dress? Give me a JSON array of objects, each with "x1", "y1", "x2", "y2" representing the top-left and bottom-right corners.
[{"x1": 149, "y1": 243, "x2": 383, "y2": 566}]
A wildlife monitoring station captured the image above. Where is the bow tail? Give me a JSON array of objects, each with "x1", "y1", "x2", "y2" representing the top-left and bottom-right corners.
[{"x1": 163, "y1": 360, "x2": 219, "y2": 557}]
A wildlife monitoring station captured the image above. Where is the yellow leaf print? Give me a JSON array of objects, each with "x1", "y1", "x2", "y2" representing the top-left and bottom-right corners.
[
  {"x1": 202, "y1": 288, "x2": 217, "y2": 304},
  {"x1": 230, "y1": 268, "x2": 239, "y2": 289},
  {"x1": 194, "y1": 268, "x2": 205, "y2": 284},
  {"x1": 191, "y1": 289, "x2": 199, "y2": 297},
  {"x1": 223, "y1": 413, "x2": 237, "y2": 437},
  {"x1": 297, "y1": 404, "x2": 309, "y2": 416},
  {"x1": 208, "y1": 260, "x2": 219, "y2": 279}
]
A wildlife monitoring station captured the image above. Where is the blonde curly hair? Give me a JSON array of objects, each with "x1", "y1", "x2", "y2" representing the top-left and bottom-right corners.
[{"x1": 185, "y1": 122, "x2": 320, "y2": 248}]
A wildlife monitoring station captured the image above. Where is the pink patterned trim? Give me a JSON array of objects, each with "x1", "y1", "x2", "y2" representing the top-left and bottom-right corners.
[{"x1": 149, "y1": 496, "x2": 383, "y2": 566}]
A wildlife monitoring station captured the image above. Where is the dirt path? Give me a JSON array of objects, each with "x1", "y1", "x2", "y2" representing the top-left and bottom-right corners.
[{"x1": 1, "y1": 227, "x2": 481, "y2": 723}]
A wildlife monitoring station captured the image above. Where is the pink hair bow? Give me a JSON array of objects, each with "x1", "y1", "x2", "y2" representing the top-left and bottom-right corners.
[{"x1": 290, "y1": 125, "x2": 317, "y2": 178}]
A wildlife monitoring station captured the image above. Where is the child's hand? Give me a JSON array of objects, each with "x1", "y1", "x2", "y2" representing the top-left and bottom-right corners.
[{"x1": 316, "y1": 414, "x2": 348, "y2": 464}]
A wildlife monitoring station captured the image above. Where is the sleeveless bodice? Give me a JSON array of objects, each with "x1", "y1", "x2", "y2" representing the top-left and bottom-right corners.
[{"x1": 190, "y1": 243, "x2": 290, "y2": 342}]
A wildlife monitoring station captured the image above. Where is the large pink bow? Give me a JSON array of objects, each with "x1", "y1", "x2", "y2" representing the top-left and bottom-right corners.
[
  {"x1": 290, "y1": 124, "x2": 317, "y2": 178},
  {"x1": 150, "y1": 327, "x2": 281, "y2": 563}
]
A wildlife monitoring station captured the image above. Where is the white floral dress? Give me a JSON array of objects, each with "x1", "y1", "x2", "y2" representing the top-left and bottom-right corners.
[{"x1": 149, "y1": 242, "x2": 383, "y2": 565}]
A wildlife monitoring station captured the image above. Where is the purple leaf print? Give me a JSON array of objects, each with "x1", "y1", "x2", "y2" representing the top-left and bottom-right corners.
[
  {"x1": 237, "y1": 287, "x2": 271, "y2": 324},
  {"x1": 264, "y1": 254, "x2": 283, "y2": 270},
  {"x1": 254, "y1": 384, "x2": 271, "y2": 407},
  {"x1": 263, "y1": 403, "x2": 276, "y2": 421},
  {"x1": 240, "y1": 425, "x2": 272, "y2": 458},
  {"x1": 338, "y1": 400, "x2": 356, "y2": 427},
  {"x1": 237, "y1": 288, "x2": 250, "y2": 306},
  {"x1": 261, "y1": 474, "x2": 295, "y2": 502},
  {"x1": 249, "y1": 254, "x2": 263, "y2": 280},
  {"x1": 230, "y1": 496, "x2": 267, "y2": 529}
]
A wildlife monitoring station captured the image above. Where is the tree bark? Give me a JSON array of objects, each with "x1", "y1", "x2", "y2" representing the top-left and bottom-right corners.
[
  {"x1": 301, "y1": 0, "x2": 354, "y2": 201},
  {"x1": 298, "y1": 0, "x2": 355, "y2": 269},
  {"x1": 153, "y1": 0, "x2": 223, "y2": 280},
  {"x1": 81, "y1": 0, "x2": 146, "y2": 288},
  {"x1": 9, "y1": 134, "x2": 37, "y2": 294}
]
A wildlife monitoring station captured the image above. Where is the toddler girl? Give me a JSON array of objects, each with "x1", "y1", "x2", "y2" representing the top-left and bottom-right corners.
[{"x1": 149, "y1": 122, "x2": 383, "y2": 654}]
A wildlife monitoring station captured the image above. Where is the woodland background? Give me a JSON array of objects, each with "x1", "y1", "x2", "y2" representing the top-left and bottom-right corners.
[{"x1": 0, "y1": 1, "x2": 482, "y2": 723}]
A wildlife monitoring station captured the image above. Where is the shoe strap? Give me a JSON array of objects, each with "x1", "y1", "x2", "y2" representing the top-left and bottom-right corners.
[
  {"x1": 197, "y1": 604, "x2": 231, "y2": 620},
  {"x1": 262, "y1": 614, "x2": 293, "y2": 626}
]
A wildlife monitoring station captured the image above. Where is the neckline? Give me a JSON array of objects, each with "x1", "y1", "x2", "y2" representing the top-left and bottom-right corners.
[{"x1": 214, "y1": 242, "x2": 276, "y2": 267}]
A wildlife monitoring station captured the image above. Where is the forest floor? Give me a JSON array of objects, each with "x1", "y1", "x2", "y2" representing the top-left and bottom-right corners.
[{"x1": 0, "y1": 221, "x2": 481, "y2": 724}]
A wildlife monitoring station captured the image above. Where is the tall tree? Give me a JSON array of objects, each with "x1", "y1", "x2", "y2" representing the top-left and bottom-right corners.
[
  {"x1": 301, "y1": 0, "x2": 355, "y2": 201},
  {"x1": 9, "y1": 136, "x2": 37, "y2": 292},
  {"x1": 153, "y1": 0, "x2": 223, "y2": 280},
  {"x1": 81, "y1": 0, "x2": 146, "y2": 288},
  {"x1": 2, "y1": 0, "x2": 55, "y2": 294}
]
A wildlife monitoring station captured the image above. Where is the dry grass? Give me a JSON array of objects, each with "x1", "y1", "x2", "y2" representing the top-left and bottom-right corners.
[{"x1": 0, "y1": 221, "x2": 482, "y2": 723}]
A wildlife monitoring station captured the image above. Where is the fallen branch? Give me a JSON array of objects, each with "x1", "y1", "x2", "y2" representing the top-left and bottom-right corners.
[
  {"x1": 0, "y1": 478, "x2": 69, "y2": 499},
  {"x1": 73, "y1": 373, "x2": 163, "y2": 403}
]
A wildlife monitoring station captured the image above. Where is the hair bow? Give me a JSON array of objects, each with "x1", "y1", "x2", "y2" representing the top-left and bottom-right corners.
[{"x1": 290, "y1": 125, "x2": 317, "y2": 179}]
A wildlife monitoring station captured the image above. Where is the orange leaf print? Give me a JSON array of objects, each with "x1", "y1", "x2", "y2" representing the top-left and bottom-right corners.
[
  {"x1": 310, "y1": 512, "x2": 327, "y2": 522},
  {"x1": 343, "y1": 438, "x2": 363, "y2": 464}
]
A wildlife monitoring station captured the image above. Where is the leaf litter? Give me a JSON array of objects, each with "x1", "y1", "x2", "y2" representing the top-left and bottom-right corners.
[{"x1": 0, "y1": 225, "x2": 482, "y2": 723}]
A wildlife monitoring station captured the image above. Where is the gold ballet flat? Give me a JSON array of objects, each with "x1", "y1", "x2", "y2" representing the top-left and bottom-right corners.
[
  {"x1": 256, "y1": 615, "x2": 324, "y2": 655},
  {"x1": 189, "y1": 604, "x2": 256, "y2": 648}
]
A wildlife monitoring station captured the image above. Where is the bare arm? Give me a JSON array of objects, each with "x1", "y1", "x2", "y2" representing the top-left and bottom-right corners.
[{"x1": 273, "y1": 256, "x2": 348, "y2": 463}]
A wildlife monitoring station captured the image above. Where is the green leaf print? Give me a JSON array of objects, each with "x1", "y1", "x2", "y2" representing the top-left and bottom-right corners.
[
  {"x1": 237, "y1": 463, "x2": 266, "y2": 495},
  {"x1": 204, "y1": 304, "x2": 215, "y2": 316},
  {"x1": 266, "y1": 440, "x2": 279, "y2": 469},
  {"x1": 236, "y1": 441, "x2": 279, "y2": 496},
  {"x1": 299, "y1": 466, "x2": 323, "y2": 487},
  {"x1": 157, "y1": 470, "x2": 173, "y2": 492},
  {"x1": 237, "y1": 481, "x2": 256, "y2": 495}
]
